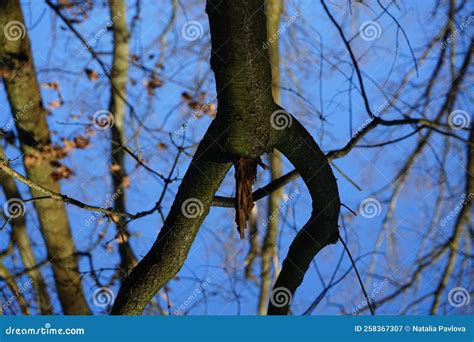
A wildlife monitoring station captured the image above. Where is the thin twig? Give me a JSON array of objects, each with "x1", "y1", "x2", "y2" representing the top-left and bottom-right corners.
[{"x1": 339, "y1": 236, "x2": 375, "y2": 315}]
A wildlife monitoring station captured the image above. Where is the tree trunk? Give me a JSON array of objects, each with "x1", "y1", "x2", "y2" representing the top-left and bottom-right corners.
[
  {"x1": 0, "y1": 0, "x2": 90, "y2": 314},
  {"x1": 112, "y1": 0, "x2": 340, "y2": 315},
  {"x1": 258, "y1": 0, "x2": 283, "y2": 315},
  {"x1": 0, "y1": 263, "x2": 30, "y2": 314},
  {"x1": 0, "y1": 146, "x2": 52, "y2": 314},
  {"x1": 108, "y1": 0, "x2": 137, "y2": 279}
]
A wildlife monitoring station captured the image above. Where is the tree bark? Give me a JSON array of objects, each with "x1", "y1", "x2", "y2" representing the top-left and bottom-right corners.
[
  {"x1": 112, "y1": 0, "x2": 340, "y2": 315},
  {"x1": 0, "y1": 263, "x2": 30, "y2": 314},
  {"x1": 0, "y1": 0, "x2": 90, "y2": 314},
  {"x1": 268, "y1": 118, "x2": 340, "y2": 315},
  {"x1": 111, "y1": 127, "x2": 232, "y2": 314}
]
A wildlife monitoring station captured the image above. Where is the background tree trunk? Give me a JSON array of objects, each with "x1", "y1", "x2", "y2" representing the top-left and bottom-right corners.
[
  {"x1": 258, "y1": 0, "x2": 283, "y2": 315},
  {"x1": 0, "y1": 0, "x2": 90, "y2": 314},
  {"x1": 108, "y1": 0, "x2": 137, "y2": 279},
  {"x1": 0, "y1": 145, "x2": 52, "y2": 314}
]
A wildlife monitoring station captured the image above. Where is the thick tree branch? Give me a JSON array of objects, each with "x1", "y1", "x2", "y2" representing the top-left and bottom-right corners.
[
  {"x1": 267, "y1": 114, "x2": 340, "y2": 315},
  {"x1": 111, "y1": 123, "x2": 232, "y2": 314},
  {"x1": 212, "y1": 116, "x2": 473, "y2": 208},
  {"x1": 112, "y1": 0, "x2": 340, "y2": 315}
]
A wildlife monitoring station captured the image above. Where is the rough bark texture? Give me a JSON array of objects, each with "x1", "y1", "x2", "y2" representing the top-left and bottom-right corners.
[
  {"x1": 112, "y1": 0, "x2": 340, "y2": 314},
  {"x1": 207, "y1": 0, "x2": 279, "y2": 156},
  {"x1": 0, "y1": 0, "x2": 90, "y2": 314},
  {"x1": 268, "y1": 118, "x2": 340, "y2": 315}
]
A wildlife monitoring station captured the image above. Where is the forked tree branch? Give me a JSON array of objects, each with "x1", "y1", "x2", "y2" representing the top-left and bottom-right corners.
[{"x1": 111, "y1": 0, "x2": 340, "y2": 314}]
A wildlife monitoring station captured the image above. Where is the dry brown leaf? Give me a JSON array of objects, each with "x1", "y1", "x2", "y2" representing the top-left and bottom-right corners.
[
  {"x1": 110, "y1": 164, "x2": 121, "y2": 172},
  {"x1": 62, "y1": 139, "x2": 76, "y2": 152},
  {"x1": 182, "y1": 92, "x2": 216, "y2": 117},
  {"x1": 145, "y1": 74, "x2": 162, "y2": 95},
  {"x1": 122, "y1": 176, "x2": 130, "y2": 188},
  {"x1": 48, "y1": 100, "x2": 62, "y2": 109},
  {"x1": 51, "y1": 162, "x2": 74, "y2": 181},
  {"x1": 24, "y1": 153, "x2": 40, "y2": 167},
  {"x1": 85, "y1": 68, "x2": 99, "y2": 81},
  {"x1": 74, "y1": 135, "x2": 90, "y2": 149},
  {"x1": 157, "y1": 143, "x2": 167, "y2": 150},
  {"x1": 42, "y1": 81, "x2": 60, "y2": 90}
]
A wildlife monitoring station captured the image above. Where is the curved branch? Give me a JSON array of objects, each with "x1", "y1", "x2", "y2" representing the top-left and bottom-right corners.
[
  {"x1": 267, "y1": 113, "x2": 340, "y2": 315},
  {"x1": 211, "y1": 117, "x2": 459, "y2": 208}
]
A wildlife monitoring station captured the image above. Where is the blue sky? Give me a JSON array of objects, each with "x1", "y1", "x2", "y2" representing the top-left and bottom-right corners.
[{"x1": 1, "y1": 0, "x2": 472, "y2": 315}]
